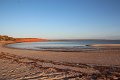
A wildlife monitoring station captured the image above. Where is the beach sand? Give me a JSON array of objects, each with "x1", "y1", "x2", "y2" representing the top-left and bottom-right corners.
[
  {"x1": 90, "y1": 44, "x2": 120, "y2": 47},
  {"x1": 0, "y1": 41, "x2": 120, "y2": 80}
]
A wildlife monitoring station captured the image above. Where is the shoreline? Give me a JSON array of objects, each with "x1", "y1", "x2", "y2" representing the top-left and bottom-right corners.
[
  {"x1": 5, "y1": 41, "x2": 120, "y2": 52},
  {"x1": 1, "y1": 41, "x2": 120, "y2": 65},
  {"x1": 0, "y1": 41, "x2": 120, "y2": 79}
]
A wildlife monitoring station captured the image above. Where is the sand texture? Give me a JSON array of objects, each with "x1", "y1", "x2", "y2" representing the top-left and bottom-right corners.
[{"x1": 0, "y1": 42, "x2": 120, "y2": 80}]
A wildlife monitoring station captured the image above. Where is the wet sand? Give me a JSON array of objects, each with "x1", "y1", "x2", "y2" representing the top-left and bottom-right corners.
[{"x1": 0, "y1": 41, "x2": 120, "y2": 80}]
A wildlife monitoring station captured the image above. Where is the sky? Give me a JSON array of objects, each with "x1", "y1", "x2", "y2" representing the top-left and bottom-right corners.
[{"x1": 0, "y1": 0, "x2": 120, "y2": 39}]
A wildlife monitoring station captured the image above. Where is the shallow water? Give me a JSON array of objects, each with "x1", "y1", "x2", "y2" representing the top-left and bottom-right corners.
[{"x1": 7, "y1": 40, "x2": 120, "y2": 51}]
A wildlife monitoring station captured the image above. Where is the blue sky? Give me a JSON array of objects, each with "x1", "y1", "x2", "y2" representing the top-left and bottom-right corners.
[{"x1": 0, "y1": 0, "x2": 120, "y2": 39}]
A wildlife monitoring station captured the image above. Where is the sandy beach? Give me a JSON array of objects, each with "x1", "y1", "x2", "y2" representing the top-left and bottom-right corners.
[
  {"x1": 90, "y1": 44, "x2": 120, "y2": 47},
  {"x1": 0, "y1": 41, "x2": 120, "y2": 80}
]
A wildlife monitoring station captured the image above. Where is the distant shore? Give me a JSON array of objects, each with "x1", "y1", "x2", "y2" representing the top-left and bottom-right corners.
[{"x1": 90, "y1": 44, "x2": 120, "y2": 47}]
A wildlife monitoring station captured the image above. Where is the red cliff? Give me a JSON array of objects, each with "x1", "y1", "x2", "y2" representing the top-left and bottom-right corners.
[{"x1": 15, "y1": 38, "x2": 47, "y2": 42}]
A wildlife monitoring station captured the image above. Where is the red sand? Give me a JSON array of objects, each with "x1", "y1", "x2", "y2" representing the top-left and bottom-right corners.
[{"x1": 15, "y1": 38, "x2": 47, "y2": 42}]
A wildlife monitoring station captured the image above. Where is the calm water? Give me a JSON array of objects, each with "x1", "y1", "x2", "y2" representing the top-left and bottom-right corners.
[{"x1": 7, "y1": 40, "x2": 120, "y2": 51}]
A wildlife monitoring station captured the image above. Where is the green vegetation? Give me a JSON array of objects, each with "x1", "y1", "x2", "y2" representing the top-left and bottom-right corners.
[{"x1": 0, "y1": 35, "x2": 15, "y2": 41}]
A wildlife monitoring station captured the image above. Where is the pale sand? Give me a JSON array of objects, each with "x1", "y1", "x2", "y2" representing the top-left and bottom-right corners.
[
  {"x1": 90, "y1": 44, "x2": 120, "y2": 47},
  {"x1": 0, "y1": 41, "x2": 120, "y2": 79}
]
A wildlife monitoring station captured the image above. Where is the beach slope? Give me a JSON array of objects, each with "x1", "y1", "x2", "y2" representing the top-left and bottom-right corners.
[{"x1": 0, "y1": 42, "x2": 120, "y2": 79}]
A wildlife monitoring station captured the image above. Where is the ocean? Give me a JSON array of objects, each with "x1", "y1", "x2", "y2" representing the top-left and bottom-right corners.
[{"x1": 7, "y1": 40, "x2": 120, "y2": 51}]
